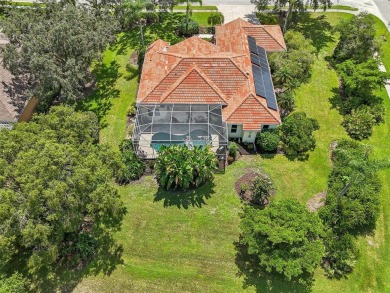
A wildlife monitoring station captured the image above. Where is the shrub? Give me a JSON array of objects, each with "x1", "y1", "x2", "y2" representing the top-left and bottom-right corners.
[
  {"x1": 322, "y1": 233, "x2": 358, "y2": 279},
  {"x1": 127, "y1": 101, "x2": 137, "y2": 116},
  {"x1": 240, "y1": 183, "x2": 248, "y2": 194},
  {"x1": 207, "y1": 12, "x2": 224, "y2": 26},
  {"x1": 116, "y1": 139, "x2": 145, "y2": 184},
  {"x1": 250, "y1": 175, "x2": 273, "y2": 204},
  {"x1": 279, "y1": 112, "x2": 319, "y2": 156},
  {"x1": 342, "y1": 107, "x2": 375, "y2": 140},
  {"x1": 256, "y1": 129, "x2": 279, "y2": 152},
  {"x1": 178, "y1": 19, "x2": 199, "y2": 36},
  {"x1": 155, "y1": 145, "x2": 217, "y2": 190},
  {"x1": 228, "y1": 142, "x2": 239, "y2": 159},
  {"x1": 240, "y1": 199, "x2": 324, "y2": 280}
]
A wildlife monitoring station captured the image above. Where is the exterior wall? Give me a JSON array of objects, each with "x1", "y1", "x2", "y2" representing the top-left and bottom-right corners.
[
  {"x1": 242, "y1": 130, "x2": 257, "y2": 143},
  {"x1": 227, "y1": 123, "x2": 243, "y2": 138}
]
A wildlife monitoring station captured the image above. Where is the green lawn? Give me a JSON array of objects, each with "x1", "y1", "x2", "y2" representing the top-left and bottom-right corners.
[{"x1": 72, "y1": 13, "x2": 390, "y2": 292}]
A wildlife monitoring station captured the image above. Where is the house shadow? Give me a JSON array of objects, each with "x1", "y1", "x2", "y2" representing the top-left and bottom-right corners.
[
  {"x1": 234, "y1": 240, "x2": 314, "y2": 293},
  {"x1": 77, "y1": 60, "x2": 121, "y2": 127},
  {"x1": 154, "y1": 180, "x2": 215, "y2": 209},
  {"x1": 292, "y1": 13, "x2": 334, "y2": 54}
]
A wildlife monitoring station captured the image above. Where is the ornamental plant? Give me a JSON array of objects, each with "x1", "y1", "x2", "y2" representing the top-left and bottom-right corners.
[{"x1": 155, "y1": 145, "x2": 217, "y2": 190}]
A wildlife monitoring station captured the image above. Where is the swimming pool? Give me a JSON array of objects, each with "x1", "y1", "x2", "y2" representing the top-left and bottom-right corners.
[{"x1": 151, "y1": 129, "x2": 210, "y2": 151}]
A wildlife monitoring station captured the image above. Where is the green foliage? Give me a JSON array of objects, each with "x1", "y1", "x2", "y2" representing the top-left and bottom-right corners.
[
  {"x1": 322, "y1": 232, "x2": 358, "y2": 278},
  {"x1": 127, "y1": 101, "x2": 137, "y2": 116},
  {"x1": 256, "y1": 12, "x2": 279, "y2": 24},
  {"x1": 178, "y1": 19, "x2": 199, "y2": 35},
  {"x1": 251, "y1": 0, "x2": 332, "y2": 12},
  {"x1": 342, "y1": 106, "x2": 375, "y2": 140},
  {"x1": 62, "y1": 232, "x2": 98, "y2": 265},
  {"x1": 250, "y1": 175, "x2": 273, "y2": 204},
  {"x1": 116, "y1": 139, "x2": 145, "y2": 184},
  {"x1": 256, "y1": 129, "x2": 280, "y2": 152},
  {"x1": 207, "y1": 12, "x2": 224, "y2": 26},
  {"x1": 155, "y1": 145, "x2": 217, "y2": 190},
  {"x1": 240, "y1": 199, "x2": 324, "y2": 280},
  {"x1": 228, "y1": 142, "x2": 239, "y2": 159},
  {"x1": 0, "y1": 273, "x2": 29, "y2": 293},
  {"x1": 333, "y1": 12, "x2": 378, "y2": 63},
  {"x1": 269, "y1": 30, "x2": 315, "y2": 90},
  {"x1": 336, "y1": 58, "x2": 390, "y2": 113},
  {"x1": 0, "y1": 3, "x2": 118, "y2": 104},
  {"x1": 279, "y1": 112, "x2": 319, "y2": 156},
  {"x1": 0, "y1": 106, "x2": 125, "y2": 275},
  {"x1": 320, "y1": 139, "x2": 382, "y2": 235}
]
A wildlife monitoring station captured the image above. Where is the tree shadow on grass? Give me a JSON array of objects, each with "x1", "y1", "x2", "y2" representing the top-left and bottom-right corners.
[
  {"x1": 292, "y1": 13, "x2": 334, "y2": 54},
  {"x1": 77, "y1": 60, "x2": 121, "y2": 127},
  {"x1": 234, "y1": 240, "x2": 314, "y2": 293},
  {"x1": 154, "y1": 180, "x2": 215, "y2": 209}
]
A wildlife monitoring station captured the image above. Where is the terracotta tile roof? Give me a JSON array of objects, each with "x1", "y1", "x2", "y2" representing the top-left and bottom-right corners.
[
  {"x1": 136, "y1": 18, "x2": 284, "y2": 131},
  {"x1": 215, "y1": 18, "x2": 287, "y2": 53},
  {"x1": 225, "y1": 94, "x2": 280, "y2": 130}
]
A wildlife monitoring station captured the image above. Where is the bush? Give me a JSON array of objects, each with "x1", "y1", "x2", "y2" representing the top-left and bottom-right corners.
[
  {"x1": 228, "y1": 142, "x2": 239, "y2": 159},
  {"x1": 116, "y1": 139, "x2": 145, "y2": 184},
  {"x1": 322, "y1": 233, "x2": 358, "y2": 278},
  {"x1": 256, "y1": 12, "x2": 279, "y2": 24},
  {"x1": 155, "y1": 145, "x2": 217, "y2": 190},
  {"x1": 279, "y1": 112, "x2": 319, "y2": 156},
  {"x1": 178, "y1": 19, "x2": 199, "y2": 36},
  {"x1": 250, "y1": 175, "x2": 273, "y2": 204},
  {"x1": 256, "y1": 129, "x2": 279, "y2": 152},
  {"x1": 127, "y1": 101, "x2": 137, "y2": 116},
  {"x1": 342, "y1": 107, "x2": 375, "y2": 140}
]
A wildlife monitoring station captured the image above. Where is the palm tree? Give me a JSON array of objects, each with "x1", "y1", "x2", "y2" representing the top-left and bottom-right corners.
[
  {"x1": 175, "y1": 0, "x2": 202, "y2": 34},
  {"x1": 277, "y1": 90, "x2": 295, "y2": 118},
  {"x1": 207, "y1": 12, "x2": 224, "y2": 26}
]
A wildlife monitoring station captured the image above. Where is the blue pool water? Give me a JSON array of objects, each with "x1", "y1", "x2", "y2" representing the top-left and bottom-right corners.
[{"x1": 151, "y1": 130, "x2": 210, "y2": 151}]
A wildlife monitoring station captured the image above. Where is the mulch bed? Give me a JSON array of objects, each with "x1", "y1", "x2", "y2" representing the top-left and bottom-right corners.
[
  {"x1": 234, "y1": 172, "x2": 258, "y2": 202},
  {"x1": 306, "y1": 191, "x2": 327, "y2": 212},
  {"x1": 130, "y1": 51, "x2": 138, "y2": 68}
]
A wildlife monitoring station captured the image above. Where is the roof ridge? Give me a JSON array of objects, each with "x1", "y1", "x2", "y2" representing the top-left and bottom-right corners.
[
  {"x1": 225, "y1": 92, "x2": 254, "y2": 120},
  {"x1": 140, "y1": 57, "x2": 183, "y2": 102},
  {"x1": 159, "y1": 64, "x2": 228, "y2": 104},
  {"x1": 259, "y1": 26, "x2": 286, "y2": 51},
  {"x1": 253, "y1": 94, "x2": 281, "y2": 123}
]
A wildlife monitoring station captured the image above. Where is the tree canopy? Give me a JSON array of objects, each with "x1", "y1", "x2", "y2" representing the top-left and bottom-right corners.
[
  {"x1": 240, "y1": 199, "x2": 324, "y2": 280},
  {"x1": 333, "y1": 13, "x2": 378, "y2": 63},
  {"x1": 0, "y1": 106, "x2": 125, "y2": 274},
  {"x1": 279, "y1": 111, "x2": 319, "y2": 156},
  {"x1": 0, "y1": 3, "x2": 118, "y2": 105}
]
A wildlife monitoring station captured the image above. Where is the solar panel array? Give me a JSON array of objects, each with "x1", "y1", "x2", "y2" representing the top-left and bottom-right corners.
[{"x1": 247, "y1": 36, "x2": 278, "y2": 111}]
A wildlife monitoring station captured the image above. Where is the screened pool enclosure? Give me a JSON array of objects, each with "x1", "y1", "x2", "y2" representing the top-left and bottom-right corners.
[{"x1": 133, "y1": 104, "x2": 228, "y2": 160}]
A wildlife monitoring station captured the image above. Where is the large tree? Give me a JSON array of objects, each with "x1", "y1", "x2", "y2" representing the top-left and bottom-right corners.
[
  {"x1": 240, "y1": 199, "x2": 324, "y2": 280},
  {"x1": 333, "y1": 12, "x2": 378, "y2": 63},
  {"x1": 0, "y1": 3, "x2": 118, "y2": 105},
  {"x1": 175, "y1": 0, "x2": 202, "y2": 34},
  {"x1": 0, "y1": 106, "x2": 125, "y2": 274}
]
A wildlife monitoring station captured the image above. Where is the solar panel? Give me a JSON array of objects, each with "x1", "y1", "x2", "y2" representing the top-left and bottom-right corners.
[
  {"x1": 250, "y1": 53, "x2": 260, "y2": 66},
  {"x1": 249, "y1": 45, "x2": 279, "y2": 111},
  {"x1": 247, "y1": 36, "x2": 258, "y2": 55}
]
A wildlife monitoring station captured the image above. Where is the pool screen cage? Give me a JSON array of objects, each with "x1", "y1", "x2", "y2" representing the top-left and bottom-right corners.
[{"x1": 133, "y1": 103, "x2": 228, "y2": 170}]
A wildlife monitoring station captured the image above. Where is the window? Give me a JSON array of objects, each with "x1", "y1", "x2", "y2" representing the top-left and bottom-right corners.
[
  {"x1": 262, "y1": 125, "x2": 269, "y2": 130},
  {"x1": 231, "y1": 125, "x2": 238, "y2": 133}
]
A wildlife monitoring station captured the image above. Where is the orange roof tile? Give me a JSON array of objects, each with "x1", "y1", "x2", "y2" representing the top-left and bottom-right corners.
[{"x1": 136, "y1": 19, "x2": 285, "y2": 131}]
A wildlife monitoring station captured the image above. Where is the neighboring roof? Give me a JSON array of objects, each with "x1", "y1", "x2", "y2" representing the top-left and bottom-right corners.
[
  {"x1": 137, "y1": 18, "x2": 283, "y2": 131},
  {"x1": 0, "y1": 35, "x2": 29, "y2": 124},
  {"x1": 215, "y1": 18, "x2": 287, "y2": 53}
]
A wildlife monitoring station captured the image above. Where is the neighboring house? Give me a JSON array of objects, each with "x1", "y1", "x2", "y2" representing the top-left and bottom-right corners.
[
  {"x1": 133, "y1": 18, "x2": 286, "y2": 159},
  {"x1": 0, "y1": 33, "x2": 38, "y2": 129}
]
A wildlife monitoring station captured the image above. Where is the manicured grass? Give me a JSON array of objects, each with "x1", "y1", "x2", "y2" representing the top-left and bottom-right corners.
[
  {"x1": 173, "y1": 5, "x2": 218, "y2": 11},
  {"x1": 330, "y1": 5, "x2": 358, "y2": 11},
  {"x1": 190, "y1": 12, "x2": 213, "y2": 27},
  {"x1": 72, "y1": 12, "x2": 390, "y2": 292}
]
